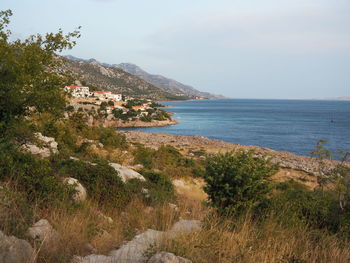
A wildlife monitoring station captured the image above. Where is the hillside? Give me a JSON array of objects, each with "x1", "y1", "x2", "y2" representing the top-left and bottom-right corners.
[
  {"x1": 115, "y1": 63, "x2": 225, "y2": 99},
  {"x1": 65, "y1": 56, "x2": 225, "y2": 99},
  {"x1": 61, "y1": 57, "x2": 189, "y2": 101}
]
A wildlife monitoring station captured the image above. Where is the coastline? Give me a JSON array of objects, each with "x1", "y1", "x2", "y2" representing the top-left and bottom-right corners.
[
  {"x1": 120, "y1": 130, "x2": 349, "y2": 186},
  {"x1": 92, "y1": 118, "x2": 179, "y2": 128}
]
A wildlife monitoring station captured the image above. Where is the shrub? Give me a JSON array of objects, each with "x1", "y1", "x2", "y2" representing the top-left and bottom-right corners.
[
  {"x1": 56, "y1": 159, "x2": 129, "y2": 208},
  {"x1": 272, "y1": 180, "x2": 350, "y2": 235},
  {"x1": 203, "y1": 150, "x2": 277, "y2": 215},
  {"x1": 141, "y1": 170, "x2": 174, "y2": 205},
  {"x1": 0, "y1": 144, "x2": 74, "y2": 205},
  {"x1": 0, "y1": 187, "x2": 34, "y2": 238},
  {"x1": 98, "y1": 127, "x2": 127, "y2": 149}
]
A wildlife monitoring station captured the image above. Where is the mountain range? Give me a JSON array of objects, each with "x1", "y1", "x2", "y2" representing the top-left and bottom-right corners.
[{"x1": 64, "y1": 55, "x2": 224, "y2": 100}]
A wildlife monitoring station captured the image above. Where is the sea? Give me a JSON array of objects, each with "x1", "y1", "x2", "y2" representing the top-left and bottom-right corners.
[{"x1": 127, "y1": 99, "x2": 350, "y2": 160}]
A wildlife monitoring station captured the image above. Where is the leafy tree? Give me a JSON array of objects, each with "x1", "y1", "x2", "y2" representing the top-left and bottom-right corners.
[
  {"x1": 203, "y1": 150, "x2": 277, "y2": 215},
  {"x1": 0, "y1": 9, "x2": 80, "y2": 142}
]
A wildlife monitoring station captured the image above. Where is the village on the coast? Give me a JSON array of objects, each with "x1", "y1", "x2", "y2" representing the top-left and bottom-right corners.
[{"x1": 64, "y1": 85, "x2": 175, "y2": 127}]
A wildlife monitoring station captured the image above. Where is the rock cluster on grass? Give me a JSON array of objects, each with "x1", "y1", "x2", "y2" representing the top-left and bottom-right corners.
[
  {"x1": 75, "y1": 219, "x2": 201, "y2": 263},
  {"x1": 27, "y1": 219, "x2": 59, "y2": 244},
  {"x1": 21, "y1": 132, "x2": 58, "y2": 158},
  {"x1": 109, "y1": 163, "x2": 146, "y2": 182}
]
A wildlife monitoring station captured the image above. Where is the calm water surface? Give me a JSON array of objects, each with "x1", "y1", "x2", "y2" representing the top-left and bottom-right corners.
[{"x1": 128, "y1": 99, "x2": 350, "y2": 159}]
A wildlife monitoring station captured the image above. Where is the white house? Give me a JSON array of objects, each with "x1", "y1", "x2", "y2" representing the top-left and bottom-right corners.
[
  {"x1": 92, "y1": 91, "x2": 122, "y2": 101},
  {"x1": 65, "y1": 86, "x2": 90, "y2": 98}
]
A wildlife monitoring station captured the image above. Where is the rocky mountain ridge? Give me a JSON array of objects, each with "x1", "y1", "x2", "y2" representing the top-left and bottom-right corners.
[
  {"x1": 64, "y1": 55, "x2": 225, "y2": 99},
  {"x1": 61, "y1": 56, "x2": 188, "y2": 101}
]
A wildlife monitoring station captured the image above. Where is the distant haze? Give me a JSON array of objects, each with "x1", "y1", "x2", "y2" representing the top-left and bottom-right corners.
[{"x1": 3, "y1": 0, "x2": 350, "y2": 99}]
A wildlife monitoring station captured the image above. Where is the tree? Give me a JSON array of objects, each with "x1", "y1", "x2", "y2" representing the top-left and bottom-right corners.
[
  {"x1": 0, "y1": 9, "x2": 80, "y2": 142},
  {"x1": 203, "y1": 150, "x2": 277, "y2": 215}
]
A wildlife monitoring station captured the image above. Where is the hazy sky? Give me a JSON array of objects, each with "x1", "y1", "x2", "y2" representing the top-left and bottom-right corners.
[{"x1": 2, "y1": 0, "x2": 350, "y2": 98}]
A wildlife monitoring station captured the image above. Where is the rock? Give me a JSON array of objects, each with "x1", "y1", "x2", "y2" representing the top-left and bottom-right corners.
[
  {"x1": 65, "y1": 177, "x2": 87, "y2": 202},
  {"x1": 27, "y1": 219, "x2": 58, "y2": 243},
  {"x1": 170, "y1": 219, "x2": 201, "y2": 234},
  {"x1": 0, "y1": 231, "x2": 34, "y2": 263},
  {"x1": 148, "y1": 252, "x2": 192, "y2": 263},
  {"x1": 134, "y1": 164, "x2": 144, "y2": 170},
  {"x1": 22, "y1": 132, "x2": 58, "y2": 158},
  {"x1": 168, "y1": 203, "x2": 179, "y2": 211},
  {"x1": 172, "y1": 180, "x2": 190, "y2": 190},
  {"x1": 75, "y1": 219, "x2": 201, "y2": 263},
  {"x1": 109, "y1": 163, "x2": 146, "y2": 182}
]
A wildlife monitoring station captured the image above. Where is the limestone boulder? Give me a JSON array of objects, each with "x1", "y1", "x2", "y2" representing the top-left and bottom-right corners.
[
  {"x1": 27, "y1": 219, "x2": 59, "y2": 243},
  {"x1": 109, "y1": 163, "x2": 146, "y2": 182},
  {"x1": 65, "y1": 177, "x2": 87, "y2": 202},
  {"x1": 148, "y1": 252, "x2": 192, "y2": 263},
  {"x1": 0, "y1": 231, "x2": 34, "y2": 263},
  {"x1": 22, "y1": 132, "x2": 58, "y2": 158}
]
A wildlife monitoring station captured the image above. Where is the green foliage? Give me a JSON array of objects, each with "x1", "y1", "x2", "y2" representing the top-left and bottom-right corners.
[
  {"x1": 133, "y1": 145, "x2": 204, "y2": 178},
  {"x1": 203, "y1": 150, "x2": 277, "y2": 215},
  {"x1": 100, "y1": 101, "x2": 108, "y2": 110},
  {"x1": 56, "y1": 159, "x2": 128, "y2": 208},
  {"x1": 0, "y1": 144, "x2": 74, "y2": 205},
  {"x1": 141, "y1": 170, "x2": 174, "y2": 205},
  {"x1": 0, "y1": 187, "x2": 34, "y2": 238},
  {"x1": 0, "y1": 10, "x2": 80, "y2": 141},
  {"x1": 97, "y1": 127, "x2": 127, "y2": 149}
]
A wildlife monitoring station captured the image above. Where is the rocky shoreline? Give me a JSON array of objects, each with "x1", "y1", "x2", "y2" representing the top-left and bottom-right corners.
[{"x1": 121, "y1": 130, "x2": 348, "y2": 177}]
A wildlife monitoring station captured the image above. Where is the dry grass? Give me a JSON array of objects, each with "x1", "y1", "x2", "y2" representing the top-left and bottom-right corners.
[
  {"x1": 34, "y1": 198, "x2": 183, "y2": 263},
  {"x1": 155, "y1": 213, "x2": 350, "y2": 263}
]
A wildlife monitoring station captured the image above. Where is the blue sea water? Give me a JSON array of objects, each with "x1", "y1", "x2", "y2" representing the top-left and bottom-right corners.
[{"x1": 128, "y1": 99, "x2": 350, "y2": 159}]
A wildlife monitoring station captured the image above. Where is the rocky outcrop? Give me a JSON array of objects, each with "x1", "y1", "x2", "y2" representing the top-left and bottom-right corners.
[
  {"x1": 148, "y1": 252, "x2": 192, "y2": 263},
  {"x1": 75, "y1": 219, "x2": 201, "y2": 263},
  {"x1": 65, "y1": 177, "x2": 87, "y2": 202},
  {"x1": 0, "y1": 231, "x2": 34, "y2": 263},
  {"x1": 21, "y1": 132, "x2": 58, "y2": 158},
  {"x1": 109, "y1": 163, "x2": 146, "y2": 182},
  {"x1": 27, "y1": 219, "x2": 59, "y2": 243}
]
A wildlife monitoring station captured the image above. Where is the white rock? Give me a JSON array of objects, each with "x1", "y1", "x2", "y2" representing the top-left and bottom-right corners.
[
  {"x1": 27, "y1": 219, "x2": 58, "y2": 243},
  {"x1": 172, "y1": 180, "x2": 190, "y2": 190},
  {"x1": 169, "y1": 220, "x2": 201, "y2": 234},
  {"x1": 75, "y1": 219, "x2": 201, "y2": 263},
  {"x1": 21, "y1": 132, "x2": 58, "y2": 158},
  {"x1": 0, "y1": 231, "x2": 34, "y2": 263},
  {"x1": 65, "y1": 177, "x2": 87, "y2": 202},
  {"x1": 168, "y1": 203, "x2": 179, "y2": 211},
  {"x1": 148, "y1": 252, "x2": 192, "y2": 263},
  {"x1": 109, "y1": 163, "x2": 146, "y2": 182}
]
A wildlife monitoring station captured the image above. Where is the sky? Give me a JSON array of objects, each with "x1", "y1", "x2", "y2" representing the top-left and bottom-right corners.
[{"x1": 1, "y1": 0, "x2": 350, "y2": 99}]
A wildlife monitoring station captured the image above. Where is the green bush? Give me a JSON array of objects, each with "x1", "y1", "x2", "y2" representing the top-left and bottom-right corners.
[
  {"x1": 0, "y1": 187, "x2": 34, "y2": 238},
  {"x1": 272, "y1": 180, "x2": 350, "y2": 235},
  {"x1": 141, "y1": 170, "x2": 174, "y2": 205},
  {"x1": 203, "y1": 150, "x2": 277, "y2": 215},
  {"x1": 98, "y1": 127, "x2": 127, "y2": 149},
  {"x1": 0, "y1": 144, "x2": 74, "y2": 205},
  {"x1": 56, "y1": 159, "x2": 129, "y2": 208}
]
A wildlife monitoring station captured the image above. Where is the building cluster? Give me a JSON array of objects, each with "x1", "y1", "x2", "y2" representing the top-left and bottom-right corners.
[{"x1": 64, "y1": 86, "x2": 122, "y2": 102}]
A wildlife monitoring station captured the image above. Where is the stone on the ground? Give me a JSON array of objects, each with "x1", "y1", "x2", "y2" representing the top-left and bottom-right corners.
[
  {"x1": 0, "y1": 231, "x2": 34, "y2": 263},
  {"x1": 65, "y1": 177, "x2": 87, "y2": 202},
  {"x1": 170, "y1": 219, "x2": 201, "y2": 234},
  {"x1": 76, "y1": 219, "x2": 202, "y2": 263},
  {"x1": 109, "y1": 163, "x2": 146, "y2": 182},
  {"x1": 148, "y1": 252, "x2": 192, "y2": 263},
  {"x1": 27, "y1": 219, "x2": 59, "y2": 243},
  {"x1": 22, "y1": 132, "x2": 58, "y2": 158},
  {"x1": 172, "y1": 180, "x2": 190, "y2": 190}
]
